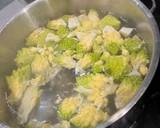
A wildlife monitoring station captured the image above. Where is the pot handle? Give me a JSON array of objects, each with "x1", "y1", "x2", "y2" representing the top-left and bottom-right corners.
[{"x1": 140, "y1": 0, "x2": 156, "y2": 13}]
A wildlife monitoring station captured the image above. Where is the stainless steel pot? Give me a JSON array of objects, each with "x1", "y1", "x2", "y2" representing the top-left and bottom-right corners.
[{"x1": 0, "y1": 0, "x2": 159, "y2": 127}]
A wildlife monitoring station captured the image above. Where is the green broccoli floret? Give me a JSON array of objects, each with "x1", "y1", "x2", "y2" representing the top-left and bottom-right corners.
[
  {"x1": 92, "y1": 60, "x2": 104, "y2": 73},
  {"x1": 55, "y1": 54, "x2": 76, "y2": 69},
  {"x1": 100, "y1": 15, "x2": 121, "y2": 29},
  {"x1": 115, "y1": 76, "x2": 143, "y2": 109},
  {"x1": 104, "y1": 55, "x2": 131, "y2": 80},
  {"x1": 77, "y1": 53, "x2": 100, "y2": 69},
  {"x1": 6, "y1": 65, "x2": 32, "y2": 103},
  {"x1": 58, "y1": 97, "x2": 81, "y2": 120},
  {"x1": 124, "y1": 37, "x2": 143, "y2": 53},
  {"x1": 26, "y1": 28, "x2": 55, "y2": 47},
  {"x1": 56, "y1": 26, "x2": 69, "y2": 38},
  {"x1": 31, "y1": 54, "x2": 50, "y2": 76},
  {"x1": 15, "y1": 48, "x2": 39, "y2": 67},
  {"x1": 70, "y1": 104, "x2": 107, "y2": 128},
  {"x1": 47, "y1": 19, "x2": 66, "y2": 30},
  {"x1": 58, "y1": 38, "x2": 78, "y2": 51}
]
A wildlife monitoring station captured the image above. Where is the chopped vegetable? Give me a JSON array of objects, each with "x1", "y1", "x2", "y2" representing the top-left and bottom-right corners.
[
  {"x1": 76, "y1": 74, "x2": 108, "y2": 90},
  {"x1": 92, "y1": 60, "x2": 104, "y2": 73},
  {"x1": 68, "y1": 17, "x2": 80, "y2": 30},
  {"x1": 55, "y1": 54, "x2": 76, "y2": 69},
  {"x1": 15, "y1": 47, "x2": 38, "y2": 67},
  {"x1": 87, "y1": 89, "x2": 108, "y2": 109},
  {"x1": 100, "y1": 15, "x2": 121, "y2": 29},
  {"x1": 47, "y1": 19, "x2": 66, "y2": 30},
  {"x1": 70, "y1": 104, "x2": 107, "y2": 128},
  {"x1": 18, "y1": 86, "x2": 42, "y2": 124},
  {"x1": 58, "y1": 37, "x2": 78, "y2": 51},
  {"x1": 56, "y1": 26, "x2": 69, "y2": 38},
  {"x1": 119, "y1": 27, "x2": 135, "y2": 37},
  {"x1": 115, "y1": 76, "x2": 143, "y2": 109},
  {"x1": 45, "y1": 33, "x2": 60, "y2": 42},
  {"x1": 26, "y1": 28, "x2": 54, "y2": 47},
  {"x1": 124, "y1": 37, "x2": 143, "y2": 53},
  {"x1": 6, "y1": 65, "x2": 32, "y2": 103},
  {"x1": 77, "y1": 53, "x2": 100, "y2": 69},
  {"x1": 104, "y1": 55, "x2": 131, "y2": 80},
  {"x1": 58, "y1": 96, "x2": 81, "y2": 120},
  {"x1": 130, "y1": 48, "x2": 149, "y2": 70},
  {"x1": 31, "y1": 54, "x2": 50, "y2": 76}
]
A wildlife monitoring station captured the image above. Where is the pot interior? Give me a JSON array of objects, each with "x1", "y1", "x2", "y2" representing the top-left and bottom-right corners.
[{"x1": 0, "y1": 0, "x2": 157, "y2": 127}]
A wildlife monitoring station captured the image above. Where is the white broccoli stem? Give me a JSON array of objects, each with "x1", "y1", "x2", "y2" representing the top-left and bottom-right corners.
[
  {"x1": 103, "y1": 25, "x2": 117, "y2": 33},
  {"x1": 45, "y1": 33, "x2": 60, "y2": 42},
  {"x1": 68, "y1": 17, "x2": 80, "y2": 30},
  {"x1": 17, "y1": 86, "x2": 42, "y2": 124},
  {"x1": 119, "y1": 27, "x2": 135, "y2": 37}
]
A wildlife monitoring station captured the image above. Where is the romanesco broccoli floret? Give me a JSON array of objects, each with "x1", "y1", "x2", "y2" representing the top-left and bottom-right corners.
[
  {"x1": 6, "y1": 65, "x2": 32, "y2": 103},
  {"x1": 56, "y1": 26, "x2": 69, "y2": 38},
  {"x1": 31, "y1": 54, "x2": 50, "y2": 76},
  {"x1": 115, "y1": 76, "x2": 142, "y2": 109},
  {"x1": 124, "y1": 37, "x2": 143, "y2": 53},
  {"x1": 76, "y1": 74, "x2": 93, "y2": 88},
  {"x1": 130, "y1": 48, "x2": 149, "y2": 70},
  {"x1": 103, "y1": 31, "x2": 122, "y2": 44},
  {"x1": 15, "y1": 47, "x2": 39, "y2": 67},
  {"x1": 100, "y1": 15, "x2": 121, "y2": 29},
  {"x1": 58, "y1": 97, "x2": 81, "y2": 120},
  {"x1": 100, "y1": 52, "x2": 111, "y2": 62},
  {"x1": 78, "y1": 32, "x2": 97, "y2": 52},
  {"x1": 70, "y1": 104, "x2": 107, "y2": 128},
  {"x1": 47, "y1": 18, "x2": 66, "y2": 30},
  {"x1": 26, "y1": 28, "x2": 55, "y2": 47},
  {"x1": 55, "y1": 54, "x2": 76, "y2": 69},
  {"x1": 77, "y1": 53, "x2": 100, "y2": 69},
  {"x1": 87, "y1": 89, "x2": 108, "y2": 109},
  {"x1": 76, "y1": 74, "x2": 108, "y2": 90},
  {"x1": 77, "y1": 9, "x2": 100, "y2": 32},
  {"x1": 58, "y1": 37, "x2": 78, "y2": 51},
  {"x1": 105, "y1": 41, "x2": 121, "y2": 55},
  {"x1": 93, "y1": 38, "x2": 105, "y2": 55},
  {"x1": 92, "y1": 60, "x2": 104, "y2": 73},
  {"x1": 104, "y1": 55, "x2": 131, "y2": 80}
]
